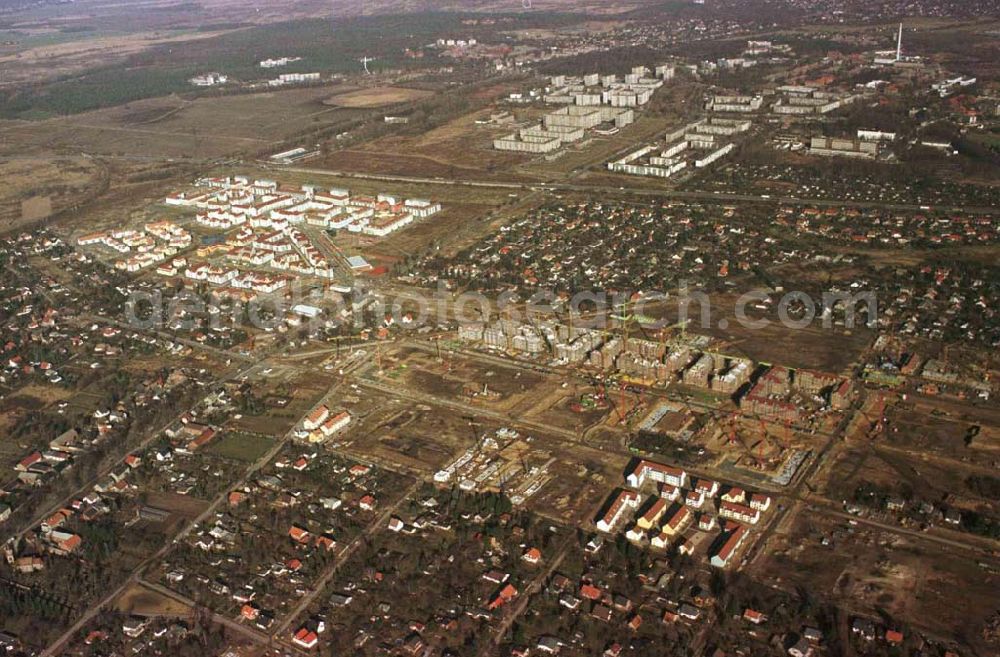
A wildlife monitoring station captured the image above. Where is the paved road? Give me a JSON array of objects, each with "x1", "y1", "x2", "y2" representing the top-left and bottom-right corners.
[
  {"x1": 481, "y1": 542, "x2": 570, "y2": 656},
  {"x1": 38, "y1": 355, "x2": 371, "y2": 656},
  {"x1": 807, "y1": 499, "x2": 1000, "y2": 560},
  {"x1": 390, "y1": 338, "x2": 1000, "y2": 564},
  {"x1": 7, "y1": 357, "x2": 260, "y2": 544},
  {"x1": 85, "y1": 312, "x2": 256, "y2": 364},
  {"x1": 275, "y1": 164, "x2": 1000, "y2": 215},
  {"x1": 356, "y1": 377, "x2": 580, "y2": 441},
  {"x1": 302, "y1": 227, "x2": 355, "y2": 287},
  {"x1": 271, "y1": 478, "x2": 424, "y2": 652},
  {"x1": 275, "y1": 339, "x2": 381, "y2": 362},
  {"x1": 137, "y1": 579, "x2": 270, "y2": 645}
]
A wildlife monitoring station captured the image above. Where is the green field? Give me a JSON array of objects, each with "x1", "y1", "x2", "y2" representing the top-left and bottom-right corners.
[{"x1": 203, "y1": 431, "x2": 275, "y2": 462}]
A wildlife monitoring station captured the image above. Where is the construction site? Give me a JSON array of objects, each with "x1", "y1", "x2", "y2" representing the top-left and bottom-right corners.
[
  {"x1": 433, "y1": 427, "x2": 554, "y2": 506},
  {"x1": 451, "y1": 310, "x2": 862, "y2": 493},
  {"x1": 702, "y1": 411, "x2": 814, "y2": 486},
  {"x1": 335, "y1": 340, "x2": 631, "y2": 523}
]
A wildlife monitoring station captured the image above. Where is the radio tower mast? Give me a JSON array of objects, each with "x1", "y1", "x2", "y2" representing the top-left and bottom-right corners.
[{"x1": 896, "y1": 23, "x2": 903, "y2": 62}]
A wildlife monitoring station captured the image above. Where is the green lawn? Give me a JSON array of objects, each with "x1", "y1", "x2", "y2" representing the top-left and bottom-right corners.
[{"x1": 203, "y1": 431, "x2": 275, "y2": 462}]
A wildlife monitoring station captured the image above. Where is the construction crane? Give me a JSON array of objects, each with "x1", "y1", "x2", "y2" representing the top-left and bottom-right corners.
[
  {"x1": 553, "y1": 298, "x2": 576, "y2": 340},
  {"x1": 665, "y1": 318, "x2": 690, "y2": 349},
  {"x1": 725, "y1": 411, "x2": 741, "y2": 446},
  {"x1": 757, "y1": 418, "x2": 783, "y2": 455},
  {"x1": 657, "y1": 328, "x2": 670, "y2": 363},
  {"x1": 610, "y1": 377, "x2": 628, "y2": 423},
  {"x1": 727, "y1": 411, "x2": 763, "y2": 468},
  {"x1": 611, "y1": 296, "x2": 635, "y2": 353},
  {"x1": 593, "y1": 372, "x2": 628, "y2": 424},
  {"x1": 588, "y1": 374, "x2": 609, "y2": 402},
  {"x1": 526, "y1": 314, "x2": 554, "y2": 357},
  {"x1": 611, "y1": 295, "x2": 659, "y2": 352},
  {"x1": 614, "y1": 378, "x2": 648, "y2": 424},
  {"x1": 326, "y1": 334, "x2": 354, "y2": 360}
]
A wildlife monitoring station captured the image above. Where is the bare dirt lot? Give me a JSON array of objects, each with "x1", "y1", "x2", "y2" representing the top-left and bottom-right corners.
[
  {"x1": 0, "y1": 156, "x2": 104, "y2": 232},
  {"x1": 380, "y1": 344, "x2": 550, "y2": 414},
  {"x1": 528, "y1": 442, "x2": 628, "y2": 524},
  {"x1": 142, "y1": 491, "x2": 211, "y2": 522},
  {"x1": 332, "y1": 106, "x2": 545, "y2": 183},
  {"x1": 315, "y1": 146, "x2": 536, "y2": 184},
  {"x1": 625, "y1": 294, "x2": 875, "y2": 374},
  {"x1": 338, "y1": 344, "x2": 630, "y2": 523},
  {"x1": 520, "y1": 382, "x2": 612, "y2": 434},
  {"x1": 338, "y1": 390, "x2": 479, "y2": 474},
  {"x1": 323, "y1": 86, "x2": 434, "y2": 108},
  {"x1": 756, "y1": 508, "x2": 999, "y2": 650},
  {"x1": 819, "y1": 441, "x2": 1000, "y2": 521},
  {"x1": 115, "y1": 582, "x2": 192, "y2": 617},
  {"x1": 883, "y1": 393, "x2": 1000, "y2": 458}
]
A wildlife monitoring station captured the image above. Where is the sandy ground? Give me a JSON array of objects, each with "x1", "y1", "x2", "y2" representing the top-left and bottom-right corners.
[{"x1": 323, "y1": 86, "x2": 434, "y2": 108}]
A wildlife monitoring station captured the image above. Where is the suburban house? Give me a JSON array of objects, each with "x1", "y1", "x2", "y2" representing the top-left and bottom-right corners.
[{"x1": 292, "y1": 627, "x2": 319, "y2": 649}]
